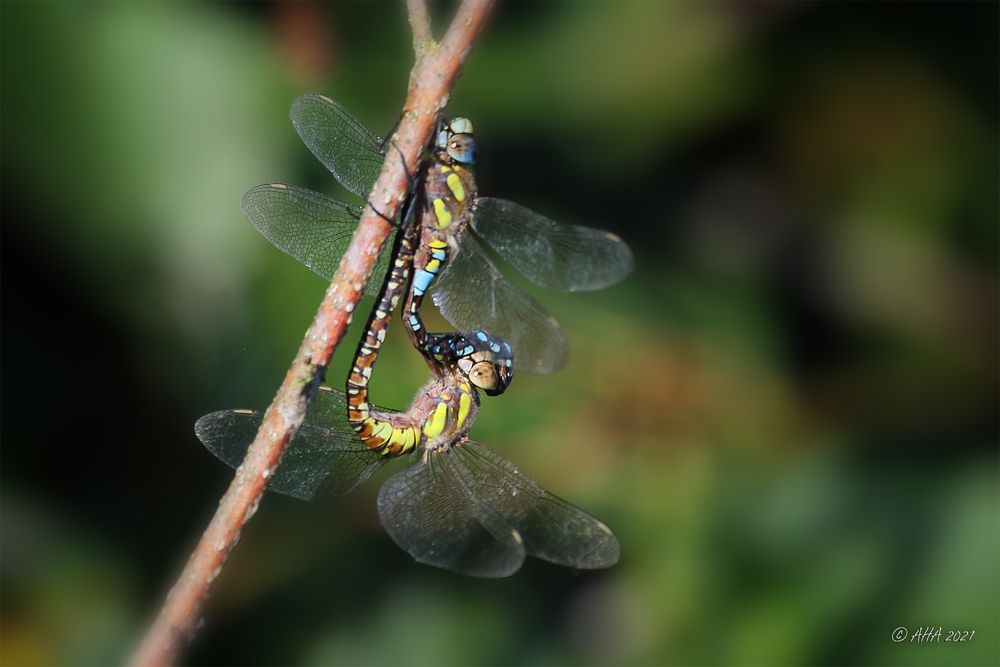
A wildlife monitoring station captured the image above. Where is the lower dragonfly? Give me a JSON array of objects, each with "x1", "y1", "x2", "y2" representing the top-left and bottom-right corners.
[
  {"x1": 196, "y1": 209, "x2": 619, "y2": 577},
  {"x1": 241, "y1": 94, "x2": 634, "y2": 374}
]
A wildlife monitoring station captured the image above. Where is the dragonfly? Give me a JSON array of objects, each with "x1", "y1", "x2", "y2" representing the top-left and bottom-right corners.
[
  {"x1": 196, "y1": 386, "x2": 619, "y2": 577},
  {"x1": 196, "y1": 211, "x2": 619, "y2": 576},
  {"x1": 241, "y1": 94, "x2": 634, "y2": 374}
]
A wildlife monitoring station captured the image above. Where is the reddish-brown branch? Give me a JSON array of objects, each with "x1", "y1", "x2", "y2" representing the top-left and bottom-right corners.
[
  {"x1": 406, "y1": 0, "x2": 433, "y2": 56},
  {"x1": 129, "y1": 2, "x2": 493, "y2": 665}
]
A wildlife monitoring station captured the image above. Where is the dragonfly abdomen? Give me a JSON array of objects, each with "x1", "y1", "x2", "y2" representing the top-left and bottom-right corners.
[
  {"x1": 353, "y1": 414, "x2": 420, "y2": 458},
  {"x1": 346, "y1": 201, "x2": 420, "y2": 456}
]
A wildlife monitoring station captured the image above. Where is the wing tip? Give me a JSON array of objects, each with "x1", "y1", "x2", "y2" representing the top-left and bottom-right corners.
[{"x1": 193, "y1": 412, "x2": 218, "y2": 439}]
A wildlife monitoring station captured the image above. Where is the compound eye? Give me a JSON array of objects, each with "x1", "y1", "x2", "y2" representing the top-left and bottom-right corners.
[
  {"x1": 449, "y1": 117, "x2": 474, "y2": 135},
  {"x1": 447, "y1": 135, "x2": 476, "y2": 165},
  {"x1": 468, "y1": 361, "x2": 498, "y2": 391}
]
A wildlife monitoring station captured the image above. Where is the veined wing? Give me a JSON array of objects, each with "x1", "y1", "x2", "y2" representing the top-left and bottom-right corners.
[
  {"x1": 471, "y1": 198, "x2": 634, "y2": 292},
  {"x1": 451, "y1": 440, "x2": 620, "y2": 569},
  {"x1": 377, "y1": 450, "x2": 526, "y2": 577},
  {"x1": 432, "y1": 234, "x2": 568, "y2": 374},
  {"x1": 291, "y1": 94, "x2": 386, "y2": 200},
  {"x1": 195, "y1": 387, "x2": 389, "y2": 501},
  {"x1": 242, "y1": 183, "x2": 393, "y2": 296}
]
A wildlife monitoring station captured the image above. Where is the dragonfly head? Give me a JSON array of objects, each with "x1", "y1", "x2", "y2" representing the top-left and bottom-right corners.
[
  {"x1": 454, "y1": 330, "x2": 513, "y2": 396},
  {"x1": 437, "y1": 117, "x2": 476, "y2": 165}
]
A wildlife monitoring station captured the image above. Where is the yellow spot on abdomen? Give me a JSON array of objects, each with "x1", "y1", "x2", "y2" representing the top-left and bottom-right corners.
[
  {"x1": 446, "y1": 173, "x2": 466, "y2": 202},
  {"x1": 389, "y1": 426, "x2": 419, "y2": 454},
  {"x1": 423, "y1": 402, "x2": 449, "y2": 439},
  {"x1": 367, "y1": 420, "x2": 393, "y2": 446}
]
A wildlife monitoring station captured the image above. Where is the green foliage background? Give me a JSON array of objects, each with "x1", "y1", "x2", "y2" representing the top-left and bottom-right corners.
[{"x1": 1, "y1": 2, "x2": 997, "y2": 665}]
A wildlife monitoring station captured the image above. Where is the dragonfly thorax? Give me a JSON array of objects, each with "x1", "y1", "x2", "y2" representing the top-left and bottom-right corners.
[
  {"x1": 410, "y1": 373, "x2": 480, "y2": 452},
  {"x1": 421, "y1": 160, "x2": 476, "y2": 235}
]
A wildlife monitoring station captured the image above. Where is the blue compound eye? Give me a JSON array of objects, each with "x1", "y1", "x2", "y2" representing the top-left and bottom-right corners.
[{"x1": 447, "y1": 135, "x2": 476, "y2": 165}]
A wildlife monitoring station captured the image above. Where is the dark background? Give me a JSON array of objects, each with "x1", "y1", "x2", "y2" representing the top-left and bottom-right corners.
[{"x1": 2, "y1": 2, "x2": 998, "y2": 665}]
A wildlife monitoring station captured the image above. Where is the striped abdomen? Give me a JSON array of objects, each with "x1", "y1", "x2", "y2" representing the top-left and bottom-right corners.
[{"x1": 346, "y1": 216, "x2": 421, "y2": 456}]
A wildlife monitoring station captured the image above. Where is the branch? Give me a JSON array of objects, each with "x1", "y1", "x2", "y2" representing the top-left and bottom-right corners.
[
  {"x1": 129, "y1": 2, "x2": 493, "y2": 665},
  {"x1": 407, "y1": 0, "x2": 433, "y2": 57}
]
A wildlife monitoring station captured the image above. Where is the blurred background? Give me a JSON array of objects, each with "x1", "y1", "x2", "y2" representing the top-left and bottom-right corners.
[{"x1": 2, "y1": 2, "x2": 997, "y2": 665}]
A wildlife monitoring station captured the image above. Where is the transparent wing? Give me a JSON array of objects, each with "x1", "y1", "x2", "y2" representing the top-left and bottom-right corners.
[
  {"x1": 377, "y1": 451, "x2": 526, "y2": 578},
  {"x1": 195, "y1": 387, "x2": 390, "y2": 501},
  {"x1": 241, "y1": 183, "x2": 392, "y2": 296},
  {"x1": 290, "y1": 94, "x2": 386, "y2": 200},
  {"x1": 432, "y1": 234, "x2": 568, "y2": 374},
  {"x1": 471, "y1": 198, "x2": 634, "y2": 292},
  {"x1": 452, "y1": 441, "x2": 620, "y2": 569}
]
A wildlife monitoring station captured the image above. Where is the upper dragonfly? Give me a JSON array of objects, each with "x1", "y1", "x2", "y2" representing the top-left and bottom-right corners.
[{"x1": 242, "y1": 94, "x2": 634, "y2": 373}]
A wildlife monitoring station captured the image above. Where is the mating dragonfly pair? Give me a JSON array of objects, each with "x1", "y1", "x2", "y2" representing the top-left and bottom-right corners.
[{"x1": 197, "y1": 95, "x2": 632, "y2": 576}]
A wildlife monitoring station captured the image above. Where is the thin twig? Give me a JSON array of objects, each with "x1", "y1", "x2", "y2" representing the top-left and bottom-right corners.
[
  {"x1": 129, "y1": 2, "x2": 493, "y2": 665},
  {"x1": 407, "y1": 0, "x2": 433, "y2": 57}
]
